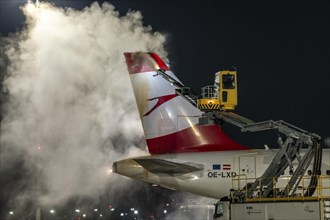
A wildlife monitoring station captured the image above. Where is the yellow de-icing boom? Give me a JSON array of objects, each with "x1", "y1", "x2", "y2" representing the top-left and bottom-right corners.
[{"x1": 197, "y1": 69, "x2": 238, "y2": 111}]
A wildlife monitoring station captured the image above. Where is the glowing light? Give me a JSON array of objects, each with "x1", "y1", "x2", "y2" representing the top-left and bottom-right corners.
[
  {"x1": 26, "y1": 0, "x2": 36, "y2": 15},
  {"x1": 120, "y1": 213, "x2": 124, "y2": 216},
  {"x1": 49, "y1": 209, "x2": 55, "y2": 214},
  {"x1": 82, "y1": 214, "x2": 86, "y2": 218},
  {"x1": 164, "y1": 209, "x2": 167, "y2": 214},
  {"x1": 94, "y1": 209, "x2": 98, "y2": 212},
  {"x1": 75, "y1": 209, "x2": 80, "y2": 213},
  {"x1": 9, "y1": 211, "x2": 14, "y2": 215},
  {"x1": 134, "y1": 210, "x2": 138, "y2": 214},
  {"x1": 186, "y1": 117, "x2": 201, "y2": 137}
]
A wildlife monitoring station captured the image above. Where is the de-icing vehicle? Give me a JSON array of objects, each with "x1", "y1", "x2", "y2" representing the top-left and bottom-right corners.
[{"x1": 113, "y1": 52, "x2": 330, "y2": 220}]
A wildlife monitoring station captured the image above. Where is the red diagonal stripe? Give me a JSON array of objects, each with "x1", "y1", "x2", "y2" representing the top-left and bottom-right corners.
[{"x1": 144, "y1": 94, "x2": 177, "y2": 116}]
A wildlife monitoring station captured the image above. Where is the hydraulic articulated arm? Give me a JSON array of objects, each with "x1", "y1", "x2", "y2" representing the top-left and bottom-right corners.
[{"x1": 154, "y1": 68, "x2": 323, "y2": 199}]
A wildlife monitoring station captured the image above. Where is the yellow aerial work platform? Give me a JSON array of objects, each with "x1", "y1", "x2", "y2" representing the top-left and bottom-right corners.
[{"x1": 197, "y1": 70, "x2": 237, "y2": 111}]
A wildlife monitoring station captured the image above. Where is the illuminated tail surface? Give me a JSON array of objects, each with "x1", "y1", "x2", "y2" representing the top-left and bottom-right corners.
[{"x1": 124, "y1": 52, "x2": 247, "y2": 154}]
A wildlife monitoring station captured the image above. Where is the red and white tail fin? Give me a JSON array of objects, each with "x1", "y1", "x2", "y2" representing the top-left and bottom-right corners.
[{"x1": 124, "y1": 52, "x2": 247, "y2": 154}]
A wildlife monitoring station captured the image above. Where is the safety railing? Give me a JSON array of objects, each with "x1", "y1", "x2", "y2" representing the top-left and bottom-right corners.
[
  {"x1": 200, "y1": 86, "x2": 218, "y2": 99},
  {"x1": 231, "y1": 175, "x2": 330, "y2": 202}
]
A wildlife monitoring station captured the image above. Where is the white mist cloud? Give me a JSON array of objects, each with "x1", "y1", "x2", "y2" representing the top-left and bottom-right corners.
[{"x1": 1, "y1": 1, "x2": 166, "y2": 206}]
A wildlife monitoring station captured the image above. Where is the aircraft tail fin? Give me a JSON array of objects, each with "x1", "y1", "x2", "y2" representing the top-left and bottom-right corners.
[{"x1": 124, "y1": 52, "x2": 248, "y2": 154}]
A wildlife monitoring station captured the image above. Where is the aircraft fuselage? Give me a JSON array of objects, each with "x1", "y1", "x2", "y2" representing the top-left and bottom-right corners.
[{"x1": 113, "y1": 149, "x2": 330, "y2": 199}]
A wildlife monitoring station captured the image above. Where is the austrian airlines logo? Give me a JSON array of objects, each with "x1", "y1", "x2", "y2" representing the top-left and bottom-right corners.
[{"x1": 143, "y1": 94, "x2": 177, "y2": 116}]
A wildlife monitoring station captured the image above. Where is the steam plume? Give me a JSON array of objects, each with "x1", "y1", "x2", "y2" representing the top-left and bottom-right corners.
[{"x1": 1, "y1": 1, "x2": 167, "y2": 207}]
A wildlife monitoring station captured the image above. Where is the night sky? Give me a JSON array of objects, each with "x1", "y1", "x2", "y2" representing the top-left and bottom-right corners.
[{"x1": 0, "y1": 0, "x2": 330, "y2": 219}]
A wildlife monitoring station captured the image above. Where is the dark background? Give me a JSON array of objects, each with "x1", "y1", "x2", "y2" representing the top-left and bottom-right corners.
[{"x1": 1, "y1": 0, "x2": 329, "y2": 219}]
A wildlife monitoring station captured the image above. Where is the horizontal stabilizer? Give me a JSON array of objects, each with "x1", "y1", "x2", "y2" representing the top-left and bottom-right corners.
[{"x1": 134, "y1": 158, "x2": 202, "y2": 174}]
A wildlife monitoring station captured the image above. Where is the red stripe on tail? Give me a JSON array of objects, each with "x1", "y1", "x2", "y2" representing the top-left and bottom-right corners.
[
  {"x1": 149, "y1": 53, "x2": 170, "y2": 71},
  {"x1": 124, "y1": 52, "x2": 170, "y2": 74},
  {"x1": 146, "y1": 124, "x2": 248, "y2": 154},
  {"x1": 144, "y1": 94, "x2": 177, "y2": 116}
]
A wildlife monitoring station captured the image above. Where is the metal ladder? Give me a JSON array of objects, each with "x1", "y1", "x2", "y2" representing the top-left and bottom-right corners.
[{"x1": 212, "y1": 112, "x2": 322, "y2": 199}]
